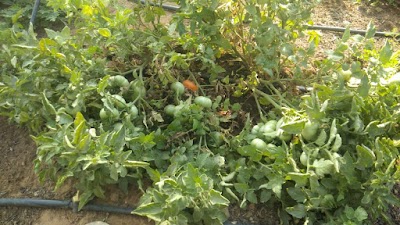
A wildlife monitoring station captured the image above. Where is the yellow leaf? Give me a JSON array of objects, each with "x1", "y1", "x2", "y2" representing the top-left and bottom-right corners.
[{"x1": 98, "y1": 28, "x2": 111, "y2": 38}]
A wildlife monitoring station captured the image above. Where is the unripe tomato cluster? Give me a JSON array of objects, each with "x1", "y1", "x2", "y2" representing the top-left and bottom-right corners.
[{"x1": 250, "y1": 118, "x2": 292, "y2": 146}]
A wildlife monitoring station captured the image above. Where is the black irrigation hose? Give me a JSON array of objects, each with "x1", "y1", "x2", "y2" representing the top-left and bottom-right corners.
[
  {"x1": 0, "y1": 198, "x2": 134, "y2": 214},
  {"x1": 29, "y1": 0, "x2": 41, "y2": 25},
  {"x1": 0, "y1": 198, "x2": 254, "y2": 225},
  {"x1": 138, "y1": 0, "x2": 180, "y2": 12},
  {"x1": 305, "y1": 25, "x2": 400, "y2": 38}
]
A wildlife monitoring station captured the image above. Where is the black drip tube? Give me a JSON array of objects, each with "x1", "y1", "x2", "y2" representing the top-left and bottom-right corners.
[
  {"x1": 305, "y1": 25, "x2": 399, "y2": 38},
  {"x1": 0, "y1": 198, "x2": 253, "y2": 225},
  {"x1": 29, "y1": 0, "x2": 41, "y2": 25},
  {"x1": 0, "y1": 198, "x2": 134, "y2": 214}
]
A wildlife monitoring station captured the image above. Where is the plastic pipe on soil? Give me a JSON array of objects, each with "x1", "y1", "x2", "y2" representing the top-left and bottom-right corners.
[
  {"x1": 305, "y1": 25, "x2": 400, "y2": 39},
  {"x1": 30, "y1": 0, "x2": 41, "y2": 25},
  {"x1": 0, "y1": 198, "x2": 134, "y2": 214},
  {"x1": 138, "y1": 0, "x2": 180, "y2": 11},
  {"x1": 0, "y1": 198, "x2": 255, "y2": 225}
]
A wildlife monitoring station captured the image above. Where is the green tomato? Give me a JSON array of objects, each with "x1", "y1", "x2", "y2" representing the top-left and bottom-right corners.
[
  {"x1": 99, "y1": 108, "x2": 107, "y2": 120},
  {"x1": 194, "y1": 96, "x2": 212, "y2": 108},
  {"x1": 110, "y1": 108, "x2": 120, "y2": 120},
  {"x1": 113, "y1": 122, "x2": 123, "y2": 131},
  {"x1": 131, "y1": 80, "x2": 146, "y2": 99},
  {"x1": 260, "y1": 120, "x2": 277, "y2": 133},
  {"x1": 112, "y1": 95, "x2": 127, "y2": 108},
  {"x1": 164, "y1": 104, "x2": 176, "y2": 116},
  {"x1": 301, "y1": 121, "x2": 319, "y2": 141},
  {"x1": 129, "y1": 105, "x2": 138, "y2": 118},
  {"x1": 339, "y1": 69, "x2": 352, "y2": 81},
  {"x1": 171, "y1": 82, "x2": 185, "y2": 95},
  {"x1": 300, "y1": 152, "x2": 308, "y2": 166},
  {"x1": 211, "y1": 131, "x2": 224, "y2": 146},
  {"x1": 278, "y1": 130, "x2": 292, "y2": 142},
  {"x1": 109, "y1": 75, "x2": 129, "y2": 87},
  {"x1": 251, "y1": 138, "x2": 267, "y2": 150},
  {"x1": 251, "y1": 124, "x2": 262, "y2": 134}
]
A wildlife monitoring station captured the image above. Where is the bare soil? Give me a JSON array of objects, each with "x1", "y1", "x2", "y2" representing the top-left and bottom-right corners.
[{"x1": 1, "y1": 1, "x2": 399, "y2": 225}]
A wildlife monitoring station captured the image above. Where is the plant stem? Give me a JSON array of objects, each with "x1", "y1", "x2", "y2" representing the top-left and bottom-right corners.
[
  {"x1": 253, "y1": 93, "x2": 267, "y2": 120},
  {"x1": 253, "y1": 88, "x2": 282, "y2": 111}
]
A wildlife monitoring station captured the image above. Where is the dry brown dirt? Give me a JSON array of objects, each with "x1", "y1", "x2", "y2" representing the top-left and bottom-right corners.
[{"x1": 1, "y1": 0, "x2": 400, "y2": 225}]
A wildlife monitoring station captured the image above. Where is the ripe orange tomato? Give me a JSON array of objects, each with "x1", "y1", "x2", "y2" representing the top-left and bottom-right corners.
[{"x1": 183, "y1": 80, "x2": 198, "y2": 91}]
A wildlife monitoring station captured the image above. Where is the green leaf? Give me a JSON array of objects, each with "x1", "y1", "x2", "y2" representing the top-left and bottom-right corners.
[
  {"x1": 286, "y1": 204, "x2": 306, "y2": 219},
  {"x1": 326, "y1": 119, "x2": 337, "y2": 145},
  {"x1": 355, "y1": 145, "x2": 376, "y2": 169},
  {"x1": 321, "y1": 194, "x2": 335, "y2": 208},
  {"x1": 209, "y1": 189, "x2": 230, "y2": 206},
  {"x1": 234, "y1": 183, "x2": 249, "y2": 194},
  {"x1": 232, "y1": 103, "x2": 241, "y2": 111},
  {"x1": 41, "y1": 92, "x2": 57, "y2": 116},
  {"x1": 365, "y1": 22, "x2": 376, "y2": 39},
  {"x1": 193, "y1": 206, "x2": 204, "y2": 222},
  {"x1": 73, "y1": 120, "x2": 86, "y2": 145},
  {"x1": 78, "y1": 191, "x2": 94, "y2": 210},
  {"x1": 74, "y1": 112, "x2": 86, "y2": 128},
  {"x1": 56, "y1": 111, "x2": 73, "y2": 124},
  {"x1": 237, "y1": 145, "x2": 262, "y2": 161},
  {"x1": 331, "y1": 134, "x2": 342, "y2": 152},
  {"x1": 97, "y1": 75, "x2": 110, "y2": 94},
  {"x1": 341, "y1": 26, "x2": 351, "y2": 42},
  {"x1": 285, "y1": 172, "x2": 309, "y2": 187},
  {"x1": 287, "y1": 187, "x2": 306, "y2": 203},
  {"x1": 123, "y1": 160, "x2": 149, "y2": 168},
  {"x1": 98, "y1": 28, "x2": 111, "y2": 38},
  {"x1": 379, "y1": 41, "x2": 392, "y2": 64},
  {"x1": 364, "y1": 121, "x2": 389, "y2": 138},
  {"x1": 245, "y1": 5, "x2": 257, "y2": 16},
  {"x1": 11, "y1": 56, "x2": 17, "y2": 68},
  {"x1": 260, "y1": 189, "x2": 272, "y2": 203},
  {"x1": 259, "y1": 175, "x2": 285, "y2": 198},
  {"x1": 354, "y1": 207, "x2": 368, "y2": 222},
  {"x1": 281, "y1": 120, "x2": 306, "y2": 134},
  {"x1": 313, "y1": 159, "x2": 334, "y2": 177},
  {"x1": 111, "y1": 124, "x2": 126, "y2": 151},
  {"x1": 357, "y1": 75, "x2": 370, "y2": 97},
  {"x1": 146, "y1": 167, "x2": 161, "y2": 182},
  {"x1": 110, "y1": 165, "x2": 118, "y2": 181},
  {"x1": 315, "y1": 129, "x2": 327, "y2": 146},
  {"x1": 133, "y1": 202, "x2": 163, "y2": 222},
  {"x1": 246, "y1": 191, "x2": 258, "y2": 204}
]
